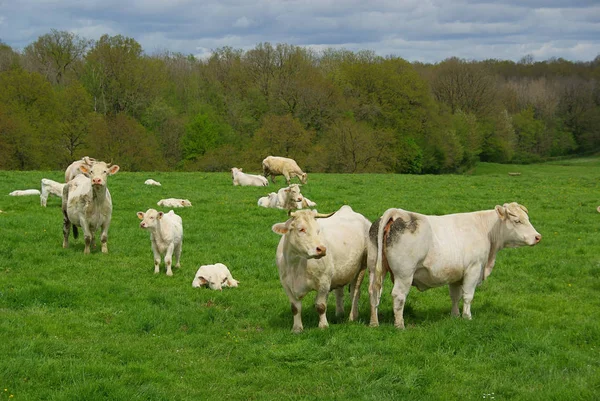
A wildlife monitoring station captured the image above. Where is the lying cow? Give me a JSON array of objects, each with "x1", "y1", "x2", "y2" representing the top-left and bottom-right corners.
[
  {"x1": 368, "y1": 202, "x2": 542, "y2": 329},
  {"x1": 137, "y1": 209, "x2": 183, "y2": 276},
  {"x1": 272, "y1": 205, "x2": 371, "y2": 333},
  {"x1": 40, "y1": 178, "x2": 66, "y2": 207},
  {"x1": 65, "y1": 156, "x2": 96, "y2": 183},
  {"x1": 262, "y1": 156, "x2": 307, "y2": 185},
  {"x1": 192, "y1": 263, "x2": 239, "y2": 290},
  {"x1": 258, "y1": 192, "x2": 279, "y2": 208},
  {"x1": 62, "y1": 161, "x2": 120, "y2": 254},
  {"x1": 157, "y1": 198, "x2": 192, "y2": 208},
  {"x1": 145, "y1": 179, "x2": 161, "y2": 186},
  {"x1": 232, "y1": 167, "x2": 268, "y2": 186},
  {"x1": 9, "y1": 189, "x2": 41, "y2": 196}
]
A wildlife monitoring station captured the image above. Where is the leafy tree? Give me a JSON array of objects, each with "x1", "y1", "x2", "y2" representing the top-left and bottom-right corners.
[
  {"x1": 0, "y1": 41, "x2": 21, "y2": 72},
  {"x1": 55, "y1": 83, "x2": 94, "y2": 163},
  {"x1": 181, "y1": 106, "x2": 235, "y2": 166},
  {"x1": 250, "y1": 114, "x2": 314, "y2": 165}
]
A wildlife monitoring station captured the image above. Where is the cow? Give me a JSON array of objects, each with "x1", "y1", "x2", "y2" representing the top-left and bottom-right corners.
[
  {"x1": 367, "y1": 202, "x2": 542, "y2": 329},
  {"x1": 232, "y1": 167, "x2": 268, "y2": 187},
  {"x1": 9, "y1": 189, "x2": 41, "y2": 196},
  {"x1": 258, "y1": 192, "x2": 279, "y2": 208},
  {"x1": 62, "y1": 161, "x2": 120, "y2": 254},
  {"x1": 137, "y1": 208, "x2": 183, "y2": 276},
  {"x1": 145, "y1": 179, "x2": 161, "y2": 186},
  {"x1": 262, "y1": 156, "x2": 307, "y2": 185},
  {"x1": 65, "y1": 156, "x2": 96, "y2": 183},
  {"x1": 157, "y1": 198, "x2": 192, "y2": 208},
  {"x1": 272, "y1": 205, "x2": 371, "y2": 333},
  {"x1": 192, "y1": 263, "x2": 239, "y2": 290},
  {"x1": 40, "y1": 178, "x2": 66, "y2": 207}
]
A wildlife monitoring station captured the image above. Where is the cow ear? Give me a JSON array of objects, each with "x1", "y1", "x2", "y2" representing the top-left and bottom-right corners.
[
  {"x1": 198, "y1": 276, "x2": 208, "y2": 285},
  {"x1": 157, "y1": 212, "x2": 164, "y2": 219},
  {"x1": 137, "y1": 212, "x2": 145, "y2": 220},
  {"x1": 495, "y1": 205, "x2": 507, "y2": 220},
  {"x1": 108, "y1": 165, "x2": 120, "y2": 175},
  {"x1": 272, "y1": 222, "x2": 289, "y2": 235},
  {"x1": 79, "y1": 165, "x2": 90, "y2": 175},
  {"x1": 239, "y1": 168, "x2": 243, "y2": 171}
]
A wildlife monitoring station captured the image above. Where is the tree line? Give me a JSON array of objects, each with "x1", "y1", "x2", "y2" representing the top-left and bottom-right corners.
[{"x1": 1, "y1": 30, "x2": 599, "y2": 173}]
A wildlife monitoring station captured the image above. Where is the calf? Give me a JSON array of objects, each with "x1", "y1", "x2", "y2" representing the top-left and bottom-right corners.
[
  {"x1": 232, "y1": 167, "x2": 268, "y2": 186},
  {"x1": 192, "y1": 263, "x2": 239, "y2": 290},
  {"x1": 157, "y1": 198, "x2": 192, "y2": 208},
  {"x1": 272, "y1": 205, "x2": 371, "y2": 333},
  {"x1": 40, "y1": 178, "x2": 66, "y2": 207},
  {"x1": 368, "y1": 202, "x2": 542, "y2": 328},
  {"x1": 62, "y1": 161, "x2": 120, "y2": 254},
  {"x1": 258, "y1": 192, "x2": 279, "y2": 208},
  {"x1": 137, "y1": 209, "x2": 183, "y2": 276},
  {"x1": 262, "y1": 156, "x2": 307, "y2": 185},
  {"x1": 145, "y1": 179, "x2": 161, "y2": 186}
]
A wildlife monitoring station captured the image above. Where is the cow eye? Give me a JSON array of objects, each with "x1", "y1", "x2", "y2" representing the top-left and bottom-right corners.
[
  {"x1": 514, "y1": 219, "x2": 521, "y2": 224},
  {"x1": 299, "y1": 227, "x2": 306, "y2": 233}
]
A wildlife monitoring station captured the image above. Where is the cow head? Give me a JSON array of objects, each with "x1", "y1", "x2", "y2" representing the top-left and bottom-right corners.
[
  {"x1": 495, "y1": 202, "x2": 541, "y2": 247},
  {"x1": 285, "y1": 184, "x2": 304, "y2": 203},
  {"x1": 300, "y1": 173, "x2": 308, "y2": 184},
  {"x1": 180, "y1": 199, "x2": 192, "y2": 207},
  {"x1": 79, "y1": 161, "x2": 119, "y2": 187},
  {"x1": 231, "y1": 167, "x2": 241, "y2": 180},
  {"x1": 137, "y1": 208, "x2": 163, "y2": 229},
  {"x1": 272, "y1": 210, "x2": 335, "y2": 259}
]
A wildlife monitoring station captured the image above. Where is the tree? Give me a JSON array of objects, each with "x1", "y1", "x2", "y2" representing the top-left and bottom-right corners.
[
  {"x1": 23, "y1": 30, "x2": 90, "y2": 85},
  {"x1": 181, "y1": 106, "x2": 235, "y2": 166},
  {"x1": 251, "y1": 114, "x2": 314, "y2": 164}
]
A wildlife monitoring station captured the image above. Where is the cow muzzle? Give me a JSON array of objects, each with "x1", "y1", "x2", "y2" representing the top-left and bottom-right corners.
[{"x1": 313, "y1": 245, "x2": 327, "y2": 258}]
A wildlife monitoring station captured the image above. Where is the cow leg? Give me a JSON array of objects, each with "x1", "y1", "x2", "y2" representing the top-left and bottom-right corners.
[
  {"x1": 62, "y1": 212, "x2": 71, "y2": 249},
  {"x1": 315, "y1": 290, "x2": 329, "y2": 329},
  {"x1": 461, "y1": 266, "x2": 481, "y2": 320},
  {"x1": 100, "y1": 222, "x2": 110, "y2": 253},
  {"x1": 164, "y1": 243, "x2": 175, "y2": 276},
  {"x1": 290, "y1": 299, "x2": 303, "y2": 333},
  {"x1": 334, "y1": 288, "x2": 344, "y2": 318},
  {"x1": 174, "y1": 242, "x2": 182, "y2": 269},
  {"x1": 391, "y1": 276, "x2": 412, "y2": 329},
  {"x1": 349, "y1": 269, "x2": 366, "y2": 322},
  {"x1": 283, "y1": 170, "x2": 291, "y2": 185},
  {"x1": 449, "y1": 283, "x2": 462, "y2": 317},
  {"x1": 368, "y1": 266, "x2": 385, "y2": 327},
  {"x1": 81, "y1": 222, "x2": 93, "y2": 254},
  {"x1": 151, "y1": 242, "x2": 161, "y2": 274}
]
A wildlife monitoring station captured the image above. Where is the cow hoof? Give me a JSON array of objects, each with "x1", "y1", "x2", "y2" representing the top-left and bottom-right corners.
[
  {"x1": 291, "y1": 327, "x2": 303, "y2": 334},
  {"x1": 166, "y1": 272, "x2": 173, "y2": 277},
  {"x1": 369, "y1": 322, "x2": 379, "y2": 328}
]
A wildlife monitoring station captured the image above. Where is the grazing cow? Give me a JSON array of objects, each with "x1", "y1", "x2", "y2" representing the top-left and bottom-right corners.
[
  {"x1": 258, "y1": 192, "x2": 279, "y2": 208},
  {"x1": 62, "y1": 161, "x2": 120, "y2": 254},
  {"x1": 272, "y1": 205, "x2": 371, "y2": 333},
  {"x1": 9, "y1": 189, "x2": 41, "y2": 196},
  {"x1": 368, "y1": 202, "x2": 542, "y2": 329},
  {"x1": 262, "y1": 156, "x2": 307, "y2": 185},
  {"x1": 65, "y1": 156, "x2": 96, "y2": 183},
  {"x1": 157, "y1": 198, "x2": 192, "y2": 208},
  {"x1": 40, "y1": 178, "x2": 66, "y2": 207},
  {"x1": 597, "y1": 206, "x2": 600, "y2": 213},
  {"x1": 232, "y1": 167, "x2": 268, "y2": 187},
  {"x1": 137, "y1": 208, "x2": 183, "y2": 276},
  {"x1": 192, "y1": 263, "x2": 239, "y2": 290},
  {"x1": 145, "y1": 179, "x2": 161, "y2": 186}
]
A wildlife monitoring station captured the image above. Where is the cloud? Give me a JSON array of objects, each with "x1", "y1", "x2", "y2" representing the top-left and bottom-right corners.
[{"x1": 0, "y1": 0, "x2": 598, "y2": 62}]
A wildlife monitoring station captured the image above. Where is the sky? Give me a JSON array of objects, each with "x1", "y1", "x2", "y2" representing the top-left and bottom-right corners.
[{"x1": 1, "y1": 0, "x2": 599, "y2": 63}]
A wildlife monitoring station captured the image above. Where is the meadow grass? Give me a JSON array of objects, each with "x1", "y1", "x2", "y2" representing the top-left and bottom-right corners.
[{"x1": 0, "y1": 161, "x2": 599, "y2": 400}]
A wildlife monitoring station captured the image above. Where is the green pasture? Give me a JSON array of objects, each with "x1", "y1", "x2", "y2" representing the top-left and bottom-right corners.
[{"x1": 0, "y1": 160, "x2": 598, "y2": 400}]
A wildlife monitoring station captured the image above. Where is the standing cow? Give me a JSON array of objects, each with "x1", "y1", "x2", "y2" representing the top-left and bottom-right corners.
[
  {"x1": 368, "y1": 202, "x2": 542, "y2": 329},
  {"x1": 262, "y1": 156, "x2": 307, "y2": 185},
  {"x1": 137, "y1": 208, "x2": 183, "y2": 276},
  {"x1": 62, "y1": 161, "x2": 120, "y2": 254},
  {"x1": 272, "y1": 205, "x2": 371, "y2": 333}
]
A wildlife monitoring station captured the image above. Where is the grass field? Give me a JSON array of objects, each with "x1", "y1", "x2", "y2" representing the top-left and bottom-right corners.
[{"x1": 1, "y1": 160, "x2": 599, "y2": 400}]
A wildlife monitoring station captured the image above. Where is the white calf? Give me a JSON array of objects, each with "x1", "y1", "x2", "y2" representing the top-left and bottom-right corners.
[
  {"x1": 145, "y1": 179, "x2": 162, "y2": 186},
  {"x1": 232, "y1": 167, "x2": 268, "y2": 186},
  {"x1": 40, "y1": 179, "x2": 66, "y2": 207},
  {"x1": 192, "y1": 263, "x2": 239, "y2": 290},
  {"x1": 137, "y1": 209, "x2": 183, "y2": 276},
  {"x1": 157, "y1": 198, "x2": 192, "y2": 208},
  {"x1": 9, "y1": 189, "x2": 41, "y2": 196}
]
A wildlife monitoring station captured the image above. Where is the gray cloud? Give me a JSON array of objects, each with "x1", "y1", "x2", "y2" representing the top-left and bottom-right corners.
[{"x1": 0, "y1": 0, "x2": 598, "y2": 62}]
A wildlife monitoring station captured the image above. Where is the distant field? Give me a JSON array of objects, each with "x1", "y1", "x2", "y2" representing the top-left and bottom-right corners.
[{"x1": 0, "y1": 162, "x2": 599, "y2": 400}]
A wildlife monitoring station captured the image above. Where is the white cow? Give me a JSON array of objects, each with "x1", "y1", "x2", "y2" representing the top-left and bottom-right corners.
[
  {"x1": 192, "y1": 263, "x2": 239, "y2": 290},
  {"x1": 232, "y1": 167, "x2": 268, "y2": 187},
  {"x1": 157, "y1": 198, "x2": 192, "y2": 208},
  {"x1": 272, "y1": 205, "x2": 371, "y2": 333},
  {"x1": 62, "y1": 161, "x2": 120, "y2": 254},
  {"x1": 368, "y1": 202, "x2": 542, "y2": 329},
  {"x1": 258, "y1": 192, "x2": 279, "y2": 208},
  {"x1": 9, "y1": 189, "x2": 41, "y2": 196},
  {"x1": 145, "y1": 179, "x2": 162, "y2": 186},
  {"x1": 137, "y1": 208, "x2": 183, "y2": 276},
  {"x1": 65, "y1": 156, "x2": 96, "y2": 183},
  {"x1": 262, "y1": 156, "x2": 307, "y2": 185},
  {"x1": 40, "y1": 178, "x2": 66, "y2": 207}
]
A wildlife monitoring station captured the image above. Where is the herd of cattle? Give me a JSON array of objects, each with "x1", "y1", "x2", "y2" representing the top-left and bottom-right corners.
[{"x1": 7, "y1": 155, "x2": 543, "y2": 332}]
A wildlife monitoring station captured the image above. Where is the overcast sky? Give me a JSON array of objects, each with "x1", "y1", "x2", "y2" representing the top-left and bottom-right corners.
[{"x1": 1, "y1": 0, "x2": 599, "y2": 63}]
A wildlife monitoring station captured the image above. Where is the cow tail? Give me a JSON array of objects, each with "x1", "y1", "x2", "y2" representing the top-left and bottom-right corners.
[{"x1": 374, "y1": 208, "x2": 402, "y2": 292}]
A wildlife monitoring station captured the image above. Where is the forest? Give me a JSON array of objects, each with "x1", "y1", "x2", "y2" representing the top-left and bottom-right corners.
[{"x1": 1, "y1": 30, "x2": 599, "y2": 173}]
